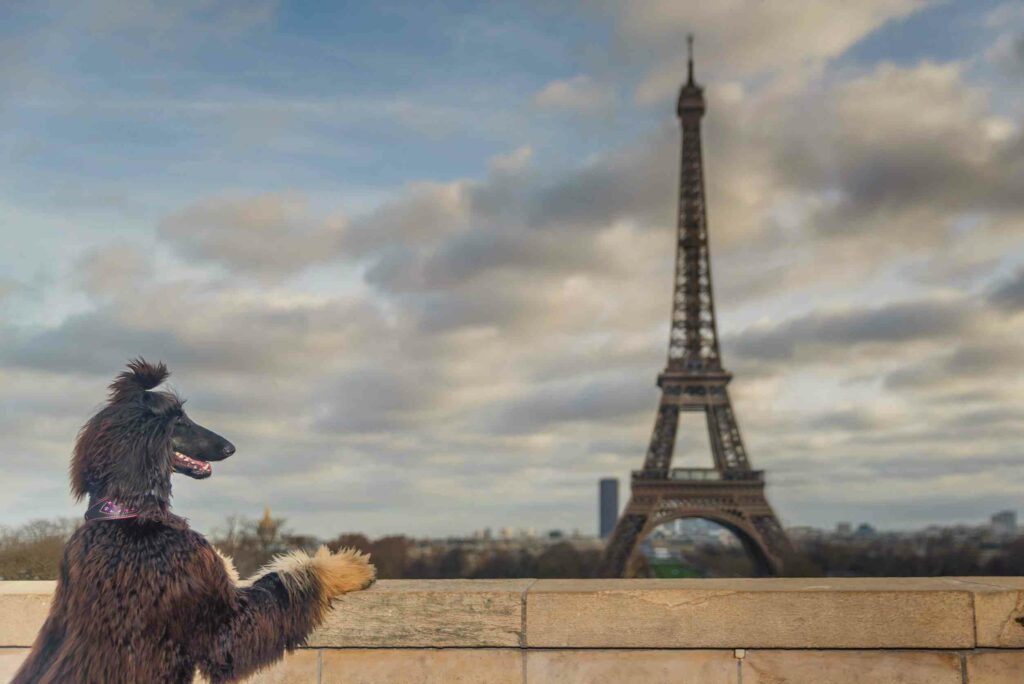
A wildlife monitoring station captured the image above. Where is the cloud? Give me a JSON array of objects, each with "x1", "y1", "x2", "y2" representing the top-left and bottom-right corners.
[
  {"x1": 477, "y1": 372, "x2": 652, "y2": 435},
  {"x1": 368, "y1": 228, "x2": 614, "y2": 297},
  {"x1": 529, "y1": 126, "x2": 676, "y2": 233},
  {"x1": 74, "y1": 245, "x2": 150, "y2": 297},
  {"x1": 4, "y1": 1, "x2": 1024, "y2": 537},
  {"x1": 728, "y1": 298, "x2": 973, "y2": 363},
  {"x1": 987, "y1": 31, "x2": 1024, "y2": 76},
  {"x1": 0, "y1": 277, "x2": 20, "y2": 302},
  {"x1": 512, "y1": 59, "x2": 1024, "y2": 297},
  {"x1": 158, "y1": 194, "x2": 345, "y2": 279},
  {"x1": 344, "y1": 182, "x2": 471, "y2": 257},
  {"x1": 885, "y1": 342, "x2": 1024, "y2": 392},
  {"x1": 345, "y1": 146, "x2": 651, "y2": 339},
  {"x1": 989, "y1": 268, "x2": 1024, "y2": 311},
  {"x1": 795, "y1": 63, "x2": 1024, "y2": 239},
  {"x1": 399, "y1": 286, "x2": 545, "y2": 335},
  {"x1": 488, "y1": 145, "x2": 534, "y2": 175},
  {"x1": 984, "y1": 4, "x2": 1024, "y2": 74},
  {"x1": 532, "y1": 75, "x2": 613, "y2": 114},
  {"x1": 804, "y1": 408, "x2": 892, "y2": 432},
  {"x1": 71, "y1": 0, "x2": 276, "y2": 43},
  {"x1": 1, "y1": 283, "x2": 386, "y2": 377},
  {"x1": 313, "y1": 367, "x2": 443, "y2": 434},
  {"x1": 3, "y1": 311, "x2": 192, "y2": 376},
  {"x1": 592, "y1": 0, "x2": 925, "y2": 104}
]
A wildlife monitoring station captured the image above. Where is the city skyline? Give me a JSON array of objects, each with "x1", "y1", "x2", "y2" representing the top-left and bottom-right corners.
[{"x1": 2, "y1": 1, "x2": 1024, "y2": 538}]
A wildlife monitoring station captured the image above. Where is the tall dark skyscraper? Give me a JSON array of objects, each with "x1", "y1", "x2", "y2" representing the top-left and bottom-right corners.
[{"x1": 599, "y1": 478, "x2": 619, "y2": 538}]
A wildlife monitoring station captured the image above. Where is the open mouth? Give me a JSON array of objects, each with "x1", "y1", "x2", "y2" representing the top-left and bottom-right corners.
[{"x1": 173, "y1": 451, "x2": 212, "y2": 479}]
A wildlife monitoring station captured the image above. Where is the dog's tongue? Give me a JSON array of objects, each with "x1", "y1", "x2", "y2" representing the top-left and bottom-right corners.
[{"x1": 173, "y1": 451, "x2": 212, "y2": 479}]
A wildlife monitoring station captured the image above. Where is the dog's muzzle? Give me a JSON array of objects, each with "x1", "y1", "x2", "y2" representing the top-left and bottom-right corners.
[{"x1": 173, "y1": 451, "x2": 212, "y2": 479}]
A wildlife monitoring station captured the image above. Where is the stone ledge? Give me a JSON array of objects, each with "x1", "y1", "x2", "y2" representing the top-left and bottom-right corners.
[
  {"x1": 953, "y1": 577, "x2": 1024, "y2": 648},
  {"x1": 742, "y1": 649, "x2": 963, "y2": 684},
  {"x1": 321, "y1": 649, "x2": 522, "y2": 684},
  {"x1": 525, "y1": 649, "x2": 738, "y2": 684},
  {"x1": 309, "y1": 579, "x2": 533, "y2": 648},
  {"x1": 965, "y1": 650, "x2": 1024, "y2": 684},
  {"x1": 2, "y1": 578, "x2": 1024, "y2": 650},
  {"x1": 526, "y1": 578, "x2": 980, "y2": 649},
  {"x1": 6, "y1": 648, "x2": 1024, "y2": 683},
  {"x1": 0, "y1": 649, "x2": 32, "y2": 682},
  {"x1": 0, "y1": 581, "x2": 55, "y2": 648}
]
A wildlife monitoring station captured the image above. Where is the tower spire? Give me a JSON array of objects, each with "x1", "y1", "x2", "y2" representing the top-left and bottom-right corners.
[
  {"x1": 677, "y1": 35, "x2": 705, "y2": 118},
  {"x1": 672, "y1": 34, "x2": 713, "y2": 370},
  {"x1": 687, "y1": 34, "x2": 695, "y2": 85}
]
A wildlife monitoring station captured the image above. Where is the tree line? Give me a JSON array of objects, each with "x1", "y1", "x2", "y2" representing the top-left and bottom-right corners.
[{"x1": 2, "y1": 515, "x2": 1022, "y2": 580}]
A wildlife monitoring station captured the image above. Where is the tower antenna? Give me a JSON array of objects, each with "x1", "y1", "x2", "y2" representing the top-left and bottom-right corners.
[{"x1": 687, "y1": 34, "x2": 695, "y2": 84}]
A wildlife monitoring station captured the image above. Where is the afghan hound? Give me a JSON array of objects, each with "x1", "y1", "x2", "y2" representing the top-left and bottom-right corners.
[{"x1": 13, "y1": 359, "x2": 374, "y2": 683}]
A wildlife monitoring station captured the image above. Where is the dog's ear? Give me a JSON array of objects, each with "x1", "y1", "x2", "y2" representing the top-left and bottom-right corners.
[{"x1": 108, "y1": 357, "x2": 170, "y2": 402}]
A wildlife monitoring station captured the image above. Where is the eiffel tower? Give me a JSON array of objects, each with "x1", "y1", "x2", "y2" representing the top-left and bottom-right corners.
[{"x1": 598, "y1": 38, "x2": 790, "y2": 578}]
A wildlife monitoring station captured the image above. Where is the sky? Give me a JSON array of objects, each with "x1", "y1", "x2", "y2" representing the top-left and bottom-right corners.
[{"x1": 1, "y1": 0, "x2": 1023, "y2": 538}]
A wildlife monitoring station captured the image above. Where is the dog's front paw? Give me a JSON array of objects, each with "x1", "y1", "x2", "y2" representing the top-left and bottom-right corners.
[{"x1": 310, "y1": 545, "x2": 376, "y2": 599}]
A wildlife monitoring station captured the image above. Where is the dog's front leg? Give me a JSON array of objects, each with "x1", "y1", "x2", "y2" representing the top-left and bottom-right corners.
[{"x1": 194, "y1": 546, "x2": 375, "y2": 684}]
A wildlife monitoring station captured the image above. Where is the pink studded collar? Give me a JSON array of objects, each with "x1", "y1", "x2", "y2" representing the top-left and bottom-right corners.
[{"x1": 84, "y1": 497, "x2": 139, "y2": 522}]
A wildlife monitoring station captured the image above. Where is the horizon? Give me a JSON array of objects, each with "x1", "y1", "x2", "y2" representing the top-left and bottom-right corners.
[{"x1": 2, "y1": 1, "x2": 1024, "y2": 539}]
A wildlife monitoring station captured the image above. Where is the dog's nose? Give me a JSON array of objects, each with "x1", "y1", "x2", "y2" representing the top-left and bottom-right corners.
[{"x1": 222, "y1": 443, "x2": 236, "y2": 457}]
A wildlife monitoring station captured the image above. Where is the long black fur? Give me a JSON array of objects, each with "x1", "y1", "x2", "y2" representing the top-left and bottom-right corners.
[{"x1": 13, "y1": 359, "x2": 374, "y2": 683}]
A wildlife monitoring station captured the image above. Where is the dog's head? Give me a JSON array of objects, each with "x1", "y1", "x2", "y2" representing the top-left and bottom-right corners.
[{"x1": 71, "y1": 358, "x2": 235, "y2": 507}]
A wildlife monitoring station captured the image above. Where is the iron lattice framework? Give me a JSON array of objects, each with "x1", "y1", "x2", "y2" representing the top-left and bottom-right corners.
[{"x1": 598, "y1": 39, "x2": 791, "y2": 577}]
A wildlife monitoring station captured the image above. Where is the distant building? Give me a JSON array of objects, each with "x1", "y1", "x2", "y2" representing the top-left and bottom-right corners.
[
  {"x1": 836, "y1": 522, "x2": 852, "y2": 536},
  {"x1": 785, "y1": 526, "x2": 821, "y2": 542},
  {"x1": 599, "y1": 478, "x2": 619, "y2": 538},
  {"x1": 991, "y1": 510, "x2": 1017, "y2": 537},
  {"x1": 854, "y1": 523, "x2": 877, "y2": 539}
]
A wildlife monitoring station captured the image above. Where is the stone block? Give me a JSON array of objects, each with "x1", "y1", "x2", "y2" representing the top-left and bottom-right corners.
[
  {"x1": 526, "y1": 649, "x2": 738, "y2": 683},
  {"x1": 0, "y1": 582, "x2": 55, "y2": 646},
  {"x1": 956, "y1": 577, "x2": 1024, "y2": 648},
  {"x1": 966, "y1": 651, "x2": 1024, "y2": 684},
  {"x1": 525, "y1": 578, "x2": 975, "y2": 648},
  {"x1": 0, "y1": 649, "x2": 30, "y2": 681},
  {"x1": 743, "y1": 650, "x2": 962, "y2": 684},
  {"x1": 311, "y1": 579, "x2": 531, "y2": 648},
  {"x1": 320, "y1": 648, "x2": 522, "y2": 683},
  {"x1": 194, "y1": 650, "x2": 318, "y2": 683}
]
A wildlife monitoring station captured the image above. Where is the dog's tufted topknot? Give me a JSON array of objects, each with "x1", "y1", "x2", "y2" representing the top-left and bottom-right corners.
[{"x1": 108, "y1": 357, "x2": 170, "y2": 401}]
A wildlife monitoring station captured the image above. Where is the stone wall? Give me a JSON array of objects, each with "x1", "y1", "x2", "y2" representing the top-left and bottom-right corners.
[{"x1": 2, "y1": 578, "x2": 1023, "y2": 683}]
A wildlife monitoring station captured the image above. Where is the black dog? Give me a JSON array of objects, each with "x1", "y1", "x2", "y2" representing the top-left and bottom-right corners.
[{"x1": 14, "y1": 359, "x2": 375, "y2": 683}]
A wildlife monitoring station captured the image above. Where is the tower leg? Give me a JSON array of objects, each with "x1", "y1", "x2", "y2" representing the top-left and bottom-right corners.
[
  {"x1": 641, "y1": 403, "x2": 680, "y2": 475},
  {"x1": 596, "y1": 510, "x2": 647, "y2": 578},
  {"x1": 707, "y1": 398, "x2": 750, "y2": 471},
  {"x1": 751, "y1": 514, "x2": 791, "y2": 571}
]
